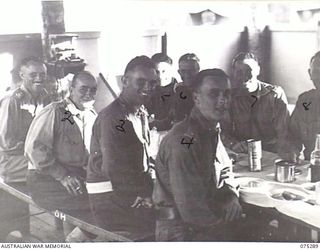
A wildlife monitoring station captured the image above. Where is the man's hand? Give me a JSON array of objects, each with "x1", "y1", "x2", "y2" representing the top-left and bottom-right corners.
[
  {"x1": 148, "y1": 114, "x2": 155, "y2": 124},
  {"x1": 131, "y1": 196, "x2": 154, "y2": 208},
  {"x1": 278, "y1": 151, "x2": 301, "y2": 164},
  {"x1": 222, "y1": 195, "x2": 242, "y2": 223},
  {"x1": 231, "y1": 141, "x2": 248, "y2": 153},
  {"x1": 60, "y1": 175, "x2": 83, "y2": 196}
]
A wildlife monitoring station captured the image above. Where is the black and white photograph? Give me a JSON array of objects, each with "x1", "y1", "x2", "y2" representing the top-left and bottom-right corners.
[{"x1": 0, "y1": 0, "x2": 320, "y2": 248}]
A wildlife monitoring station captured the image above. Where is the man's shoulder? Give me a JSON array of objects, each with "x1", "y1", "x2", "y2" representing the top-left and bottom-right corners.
[
  {"x1": 33, "y1": 100, "x2": 64, "y2": 119},
  {"x1": 12, "y1": 87, "x2": 26, "y2": 98},
  {"x1": 260, "y1": 81, "x2": 284, "y2": 95},
  {"x1": 0, "y1": 88, "x2": 27, "y2": 107},
  {"x1": 98, "y1": 99, "x2": 122, "y2": 118},
  {"x1": 297, "y1": 89, "x2": 318, "y2": 100},
  {"x1": 95, "y1": 99, "x2": 126, "y2": 128},
  {"x1": 4, "y1": 88, "x2": 25, "y2": 102},
  {"x1": 162, "y1": 119, "x2": 197, "y2": 147}
]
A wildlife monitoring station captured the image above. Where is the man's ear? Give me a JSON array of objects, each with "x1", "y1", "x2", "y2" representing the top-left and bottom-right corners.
[
  {"x1": 19, "y1": 70, "x2": 24, "y2": 80},
  {"x1": 308, "y1": 68, "x2": 312, "y2": 80},
  {"x1": 193, "y1": 91, "x2": 199, "y2": 105},
  {"x1": 121, "y1": 75, "x2": 128, "y2": 89}
]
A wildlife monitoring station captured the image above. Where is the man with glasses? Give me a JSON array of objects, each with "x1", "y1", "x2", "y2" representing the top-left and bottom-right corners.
[
  {"x1": 87, "y1": 56, "x2": 157, "y2": 233},
  {"x1": 25, "y1": 71, "x2": 98, "y2": 242}
]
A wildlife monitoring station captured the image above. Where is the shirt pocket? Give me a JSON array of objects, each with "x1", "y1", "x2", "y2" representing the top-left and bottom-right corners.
[
  {"x1": 64, "y1": 127, "x2": 83, "y2": 145},
  {"x1": 56, "y1": 127, "x2": 86, "y2": 165}
]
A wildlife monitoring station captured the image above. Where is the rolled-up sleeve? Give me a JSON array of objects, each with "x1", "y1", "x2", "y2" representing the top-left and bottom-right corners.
[{"x1": 25, "y1": 105, "x2": 68, "y2": 181}]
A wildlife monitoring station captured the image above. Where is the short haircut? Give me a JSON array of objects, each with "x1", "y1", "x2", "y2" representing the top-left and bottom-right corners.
[
  {"x1": 192, "y1": 68, "x2": 229, "y2": 92},
  {"x1": 178, "y1": 53, "x2": 200, "y2": 64},
  {"x1": 232, "y1": 52, "x2": 258, "y2": 67},
  {"x1": 151, "y1": 53, "x2": 173, "y2": 65},
  {"x1": 124, "y1": 55, "x2": 156, "y2": 75},
  {"x1": 310, "y1": 51, "x2": 320, "y2": 65},
  {"x1": 71, "y1": 70, "x2": 96, "y2": 87},
  {"x1": 19, "y1": 56, "x2": 45, "y2": 71}
]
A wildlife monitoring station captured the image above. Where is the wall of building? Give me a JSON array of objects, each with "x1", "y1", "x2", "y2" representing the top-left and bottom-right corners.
[
  {"x1": 0, "y1": 34, "x2": 43, "y2": 94},
  {"x1": 270, "y1": 30, "x2": 318, "y2": 104}
]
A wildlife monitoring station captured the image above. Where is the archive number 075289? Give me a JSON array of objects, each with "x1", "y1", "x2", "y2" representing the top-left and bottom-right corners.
[{"x1": 300, "y1": 244, "x2": 319, "y2": 248}]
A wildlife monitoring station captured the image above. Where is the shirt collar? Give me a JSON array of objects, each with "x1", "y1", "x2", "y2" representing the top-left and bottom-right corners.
[
  {"x1": 65, "y1": 98, "x2": 96, "y2": 118},
  {"x1": 118, "y1": 93, "x2": 141, "y2": 116},
  {"x1": 20, "y1": 84, "x2": 48, "y2": 103}
]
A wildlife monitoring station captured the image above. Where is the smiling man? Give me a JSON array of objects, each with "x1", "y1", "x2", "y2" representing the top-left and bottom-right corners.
[
  {"x1": 147, "y1": 53, "x2": 177, "y2": 131},
  {"x1": 25, "y1": 71, "x2": 98, "y2": 242},
  {"x1": 0, "y1": 57, "x2": 51, "y2": 240},
  {"x1": 87, "y1": 56, "x2": 157, "y2": 233},
  {"x1": 153, "y1": 69, "x2": 242, "y2": 241}
]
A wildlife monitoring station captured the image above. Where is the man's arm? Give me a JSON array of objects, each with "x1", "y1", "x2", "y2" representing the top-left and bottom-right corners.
[
  {"x1": 220, "y1": 110, "x2": 247, "y2": 153},
  {"x1": 24, "y1": 106, "x2": 68, "y2": 181},
  {"x1": 0, "y1": 97, "x2": 24, "y2": 154},
  {"x1": 287, "y1": 96, "x2": 304, "y2": 159},
  {"x1": 272, "y1": 86, "x2": 291, "y2": 155}
]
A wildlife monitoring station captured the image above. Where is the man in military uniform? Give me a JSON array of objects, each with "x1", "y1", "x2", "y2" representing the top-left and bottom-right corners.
[
  {"x1": 25, "y1": 71, "x2": 98, "y2": 242},
  {"x1": 174, "y1": 53, "x2": 200, "y2": 123},
  {"x1": 0, "y1": 56, "x2": 50, "y2": 240},
  {"x1": 148, "y1": 53, "x2": 177, "y2": 131},
  {"x1": 153, "y1": 69, "x2": 242, "y2": 241},
  {"x1": 222, "y1": 52, "x2": 290, "y2": 154},
  {"x1": 87, "y1": 56, "x2": 157, "y2": 233},
  {"x1": 288, "y1": 51, "x2": 320, "y2": 160}
]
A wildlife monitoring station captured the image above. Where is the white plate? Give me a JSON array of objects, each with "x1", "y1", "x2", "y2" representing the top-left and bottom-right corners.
[{"x1": 237, "y1": 177, "x2": 266, "y2": 189}]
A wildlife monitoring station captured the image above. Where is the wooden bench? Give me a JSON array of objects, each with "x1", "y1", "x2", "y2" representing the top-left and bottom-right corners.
[{"x1": 0, "y1": 178, "x2": 154, "y2": 242}]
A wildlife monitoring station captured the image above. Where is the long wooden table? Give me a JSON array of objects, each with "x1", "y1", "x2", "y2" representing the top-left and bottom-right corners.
[
  {"x1": 234, "y1": 151, "x2": 320, "y2": 242},
  {"x1": 0, "y1": 178, "x2": 154, "y2": 242}
]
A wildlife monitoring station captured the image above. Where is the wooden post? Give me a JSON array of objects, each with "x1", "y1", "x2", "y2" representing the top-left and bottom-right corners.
[
  {"x1": 317, "y1": 21, "x2": 320, "y2": 50},
  {"x1": 161, "y1": 32, "x2": 167, "y2": 56}
]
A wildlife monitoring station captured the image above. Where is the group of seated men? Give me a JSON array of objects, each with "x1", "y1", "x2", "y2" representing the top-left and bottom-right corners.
[{"x1": 0, "y1": 50, "x2": 320, "y2": 242}]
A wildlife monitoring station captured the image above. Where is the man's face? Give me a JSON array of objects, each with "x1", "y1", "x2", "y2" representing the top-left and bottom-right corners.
[
  {"x1": 178, "y1": 60, "x2": 200, "y2": 86},
  {"x1": 70, "y1": 77, "x2": 97, "y2": 108},
  {"x1": 309, "y1": 57, "x2": 320, "y2": 90},
  {"x1": 20, "y1": 62, "x2": 47, "y2": 96},
  {"x1": 194, "y1": 76, "x2": 231, "y2": 122},
  {"x1": 123, "y1": 66, "x2": 158, "y2": 106},
  {"x1": 156, "y1": 62, "x2": 173, "y2": 87},
  {"x1": 232, "y1": 59, "x2": 259, "y2": 89}
]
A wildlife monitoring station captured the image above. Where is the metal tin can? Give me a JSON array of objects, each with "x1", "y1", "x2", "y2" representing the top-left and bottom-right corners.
[
  {"x1": 275, "y1": 159, "x2": 295, "y2": 183},
  {"x1": 247, "y1": 139, "x2": 262, "y2": 172}
]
